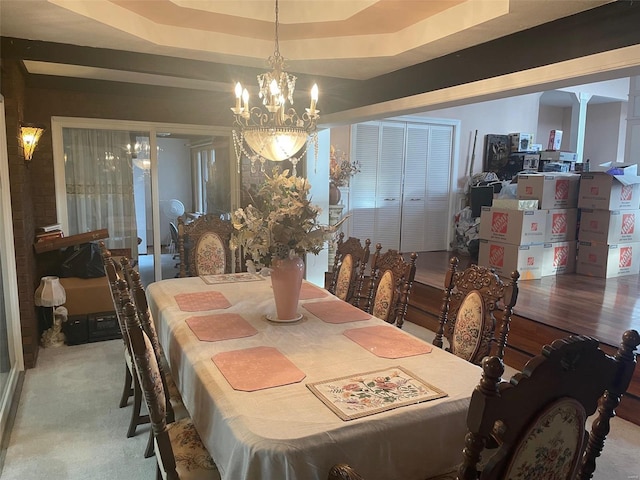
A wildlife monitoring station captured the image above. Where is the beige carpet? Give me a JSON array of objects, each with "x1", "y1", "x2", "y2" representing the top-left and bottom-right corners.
[
  {"x1": 1, "y1": 325, "x2": 639, "y2": 479},
  {"x1": 1, "y1": 340, "x2": 156, "y2": 479}
]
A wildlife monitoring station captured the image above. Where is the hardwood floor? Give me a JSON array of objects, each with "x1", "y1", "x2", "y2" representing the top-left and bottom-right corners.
[{"x1": 412, "y1": 250, "x2": 640, "y2": 349}]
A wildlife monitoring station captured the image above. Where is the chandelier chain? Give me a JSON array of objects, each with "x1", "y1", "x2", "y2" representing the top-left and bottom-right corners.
[{"x1": 273, "y1": 0, "x2": 280, "y2": 60}]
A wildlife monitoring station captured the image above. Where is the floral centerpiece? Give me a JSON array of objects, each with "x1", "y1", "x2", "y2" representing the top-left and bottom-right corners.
[
  {"x1": 231, "y1": 168, "x2": 335, "y2": 268},
  {"x1": 329, "y1": 145, "x2": 360, "y2": 187}
]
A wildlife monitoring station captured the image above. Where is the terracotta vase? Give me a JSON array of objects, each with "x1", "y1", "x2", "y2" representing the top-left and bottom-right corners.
[
  {"x1": 329, "y1": 182, "x2": 341, "y2": 205},
  {"x1": 270, "y1": 256, "x2": 304, "y2": 321}
]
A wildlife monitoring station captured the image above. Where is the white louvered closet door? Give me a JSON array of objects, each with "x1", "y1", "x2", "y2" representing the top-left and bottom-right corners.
[
  {"x1": 375, "y1": 123, "x2": 404, "y2": 250},
  {"x1": 350, "y1": 122, "x2": 379, "y2": 244},
  {"x1": 350, "y1": 120, "x2": 453, "y2": 253},
  {"x1": 424, "y1": 125, "x2": 453, "y2": 251},
  {"x1": 400, "y1": 124, "x2": 453, "y2": 252},
  {"x1": 350, "y1": 122, "x2": 404, "y2": 250},
  {"x1": 400, "y1": 124, "x2": 429, "y2": 252}
]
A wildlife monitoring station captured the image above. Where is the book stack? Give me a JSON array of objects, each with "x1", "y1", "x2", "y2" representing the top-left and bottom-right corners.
[{"x1": 35, "y1": 223, "x2": 64, "y2": 243}]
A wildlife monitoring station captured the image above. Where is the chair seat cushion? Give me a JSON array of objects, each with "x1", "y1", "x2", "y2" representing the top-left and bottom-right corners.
[
  {"x1": 161, "y1": 418, "x2": 220, "y2": 479},
  {"x1": 452, "y1": 290, "x2": 485, "y2": 361},
  {"x1": 372, "y1": 270, "x2": 395, "y2": 322},
  {"x1": 335, "y1": 254, "x2": 353, "y2": 300},
  {"x1": 503, "y1": 397, "x2": 586, "y2": 479},
  {"x1": 195, "y1": 232, "x2": 226, "y2": 276}
]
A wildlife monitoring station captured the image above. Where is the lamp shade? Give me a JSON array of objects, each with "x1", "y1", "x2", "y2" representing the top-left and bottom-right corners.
[
  {"x1": 20, "y1": 124, "x2": 45, "y2": 161},
  {"x1": 34, "y1": 276, "x2": 66, "y2": 307},
  {"x1": 243, "y1": 127, "x2": 309, "y2": 162}
]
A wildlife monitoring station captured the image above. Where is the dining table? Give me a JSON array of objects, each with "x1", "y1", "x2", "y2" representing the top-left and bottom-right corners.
[{"x1": 146, "y1": 272, "x2": 482, "y2": 480}]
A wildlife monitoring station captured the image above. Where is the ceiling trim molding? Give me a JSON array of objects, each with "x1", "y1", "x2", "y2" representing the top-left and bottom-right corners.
[{"x1": 320, "y1": 43, "x2": 640, "y2": 127}]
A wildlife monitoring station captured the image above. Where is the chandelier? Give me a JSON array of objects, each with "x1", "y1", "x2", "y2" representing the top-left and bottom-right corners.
[{"x1": 231, "y1": 0, "x2": 319, "y2": 176}]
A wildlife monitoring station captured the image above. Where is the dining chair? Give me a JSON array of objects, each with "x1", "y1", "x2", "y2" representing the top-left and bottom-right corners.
[
  {"x1": 128, "y1": 267, "x2": 189, "y2": 458},
  {"x1": 363, "y1": 244, "x2": 417, "y2": 328},
  {"x1": 456, "y1": 329, "x2": 640, "y2": 480},
  {"x1": 432, "y1": 257, "x2": 519, "y2": 365},
  {"x1": 178, "y1": 214, "x2": 238, "y2": 277},
  {"x1": 98, "y1": 242, "x2": 149, "y2": 439},
  {"x1": 169, "y1": 221, "x2": 179, "y2": 259},
  {"x1": 115, "y1": 276, "x2": 151, "y2": 439},
  {"x1": 328, "y1": 233, "x2": 371, "y2": 306},
  {"x1": 122, "y1": 301, "x2": 221, "y2": 480}
]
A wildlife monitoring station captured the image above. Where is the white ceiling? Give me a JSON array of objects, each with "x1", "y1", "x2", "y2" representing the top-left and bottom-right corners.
[{"x1": 0, "y1": 0, "x2": 615, "y2": 81}]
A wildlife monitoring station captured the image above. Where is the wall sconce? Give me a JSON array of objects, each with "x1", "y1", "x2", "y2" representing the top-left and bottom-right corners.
[{"x1": 20, "y1": 124, "x2": 45, "y2": 161}]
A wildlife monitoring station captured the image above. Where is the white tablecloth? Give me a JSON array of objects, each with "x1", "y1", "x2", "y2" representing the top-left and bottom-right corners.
[{"x1": 146, "y1": 276, "x2": 481, "y2": 480}]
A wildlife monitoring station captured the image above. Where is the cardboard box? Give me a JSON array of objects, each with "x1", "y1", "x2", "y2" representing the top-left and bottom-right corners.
[
  {"x1": 547, "y1": 130, "x2": 563, "y2": 150},
  {"x1": 576, "y1": 241, "x2": 640, "y2": 278},
  {"x1": 578, "y1": 209, "x2": 640, "y2": 244},
  {"x1": 58, "y1": 276, "x2": 114, "y2": 316},
  {"x1": 492, "y1": 199, "x2": 539, "y2": 210},
  {"x1": 479, "y1": 239, "x2": 543, "y2": 280},
  {"x1": 578, "y1": 172, "x2": 640, "y2": 210},
  {"x1": 542, "y1": 241, "x2": 577, "y2": 276},
  {"x1": 539, "y1": 151, "x2": 577, "y2": 162},
  {"x1": 509, "y1": 133, "x2": 534, "y2": 152},
  {"x1": 540, "y1": 160, "x2": 574, "y2": 173},
  {"x1": 517, "y1": 173, "x2": 580, "y2": 209},
  {"x1": 545, "y1": 208, "x2": 578, "y2": 243},
  {"x1": 510, "y1": 152, "x2": 540, "y2": 171},
  {"x1": 479, "y1": 207, "x2": 546, "y2": 245}
]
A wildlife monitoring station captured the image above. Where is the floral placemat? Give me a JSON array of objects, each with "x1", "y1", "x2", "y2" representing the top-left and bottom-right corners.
[
  {"x1": 307, "y1": 366, "x2": 447, "y2": 421},
  {"x1": 343, "y1": 325, "x2": 433, "y2": 358},
  {"x1": 200, "y1": 272, "x2": 265, "y2": 285},
  {"x1": 303, "y1": 300, "x2": 371, "y2": 324},
  {"x1": 186, "y1": 313, "x2": 258, "y2": 342},
  {"x1": 212, "y1": 346, "x2": 306, "y2": 391},
  {"x1": 299, "y1": 283, "x2": 329, "y2": 300},
  {"x1": 174, "y1": 291, "x2": 231, "y2": 311}
]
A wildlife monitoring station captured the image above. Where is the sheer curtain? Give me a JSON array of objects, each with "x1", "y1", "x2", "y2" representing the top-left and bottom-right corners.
[{"x1": 63, "y1": 128, "x2": 138, "y2": 258}]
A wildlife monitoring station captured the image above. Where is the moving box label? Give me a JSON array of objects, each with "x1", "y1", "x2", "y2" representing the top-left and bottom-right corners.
[
  {"x1": 555, "y1": 179, "x2": 569, "y2": 200},
  {"x1": 620, "y1": 246, "x2": 633, "y2": 268}
]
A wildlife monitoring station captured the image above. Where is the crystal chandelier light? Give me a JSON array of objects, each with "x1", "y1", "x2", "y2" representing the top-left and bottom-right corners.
[{"x1": 231, "y1": 0, "x2": 319, "y2": 176}]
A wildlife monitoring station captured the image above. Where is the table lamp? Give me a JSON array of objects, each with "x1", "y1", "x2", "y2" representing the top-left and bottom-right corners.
[{"x1": 35, "y1": 276, "x2": 66, "y2": 332}]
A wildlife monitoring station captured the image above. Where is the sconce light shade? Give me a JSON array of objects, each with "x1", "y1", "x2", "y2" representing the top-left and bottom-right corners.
[
  {"x1": 34, "y1": 276, "x2": 66, "y2": 307},
  {"x1": 20, "y1": 124, "x2": 45, "y2": 161}
]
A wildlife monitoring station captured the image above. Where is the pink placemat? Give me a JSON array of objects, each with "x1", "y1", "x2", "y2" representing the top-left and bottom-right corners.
[
  {"x1": 186, "y1": 313, "x2": 257, "y2": 342},
  {"x1": 174, "y1": 291, "x2": 231, "y2": 311},
  {"x1": 299, "y1": 283, "x2": 329, "y2": 300},
  {"x1": 212, "y1": 346, "x2": 306, "y2": 391},
  {"x1": 344, "y1": 325, "x2": 433, "y2": 358},
  {"x1": 303, "y1": 300, "x2": 371, "y2": 324}
]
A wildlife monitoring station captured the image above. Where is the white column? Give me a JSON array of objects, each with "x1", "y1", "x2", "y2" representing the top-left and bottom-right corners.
[
  {"x1": 625, "y1": 76, "x2": 640, "y2": 165},
  {"x1": 304, "y1": 129, "x2": 330, "y2": 287},
  {"x1": 569, "y1": 92, "x2": 592, "y2": 164}
]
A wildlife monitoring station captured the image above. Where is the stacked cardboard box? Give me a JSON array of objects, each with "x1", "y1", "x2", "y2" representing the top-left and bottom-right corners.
[
  {"x1": 478, "y1": 205, "x2": 546, "y2": 280},
  {"x1": 577, "y1": 168, "x2": 640, "y2": 278},
  {"x1": 515, "y1": 173, "x2": 580, "y2": 277}
]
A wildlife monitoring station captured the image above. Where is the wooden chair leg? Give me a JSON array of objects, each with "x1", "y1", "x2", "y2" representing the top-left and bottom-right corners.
[
  {"x1": 119, "y1": 363, "x2": 133, "y2": 408},
  {"x1": 127, "y1": 378, "x2": 150, "y2": 437},
  {"x1": 144, "y1": 429, "x2": 154, "y2": 458}
]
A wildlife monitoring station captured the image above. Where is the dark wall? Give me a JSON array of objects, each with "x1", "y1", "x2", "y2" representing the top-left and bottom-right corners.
[
  {"x1": 3, "y1": 63, "x2": 227, "y2": 368},
  {"x1": 2, "y1": 59, "x2": 40, "y2": 367}
]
